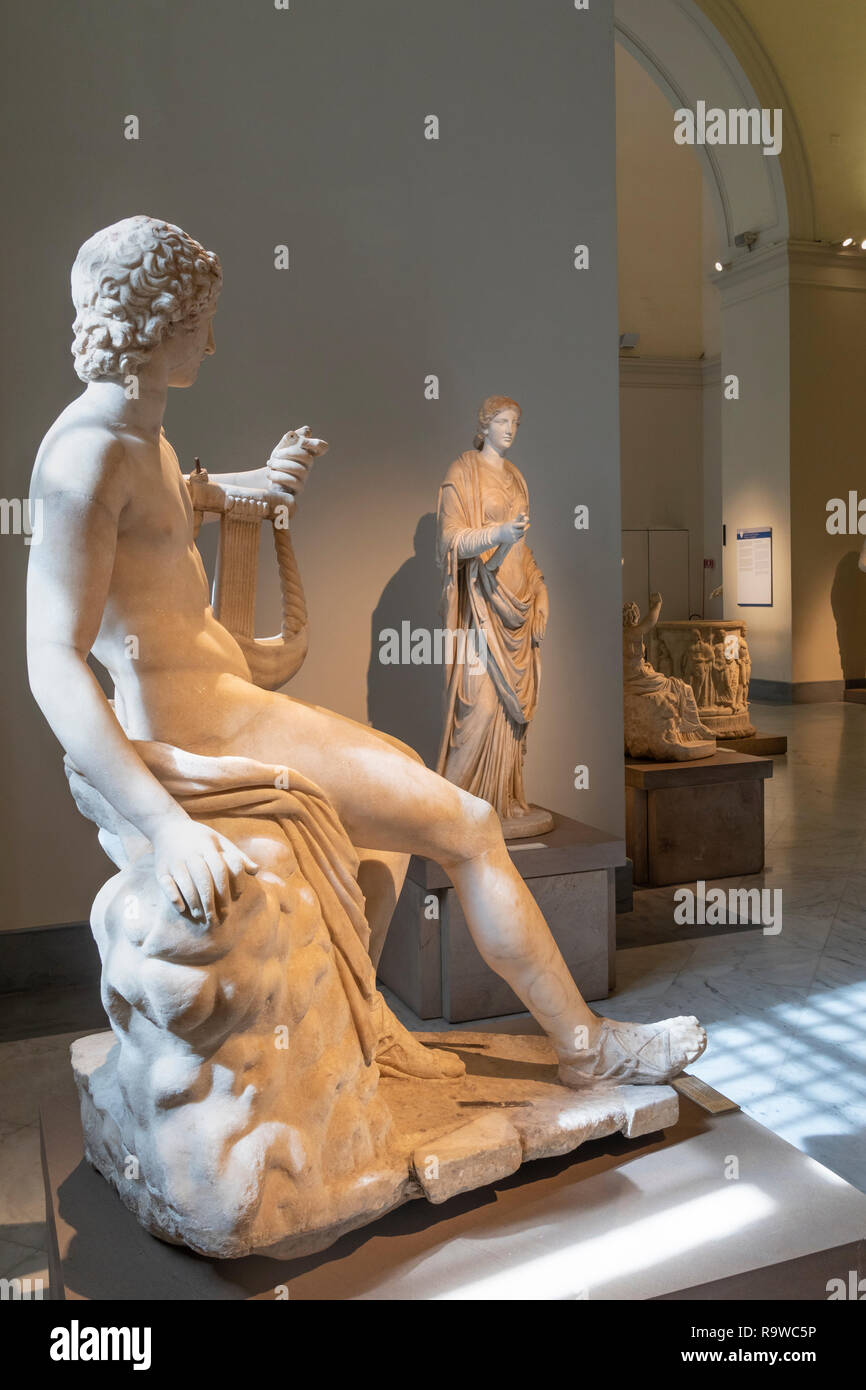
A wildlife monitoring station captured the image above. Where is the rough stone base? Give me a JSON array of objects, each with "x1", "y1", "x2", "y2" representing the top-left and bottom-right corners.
[
  {"x1": 701, "y1": 711, "x2": 756, "y2": 738},
  {"x1": 72, "y1": 1030, "x2": 678, "y2": 1260}
]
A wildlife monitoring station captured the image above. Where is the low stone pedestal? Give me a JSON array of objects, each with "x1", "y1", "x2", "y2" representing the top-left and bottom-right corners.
[
  {"x1": 718, "y1": 730, "x2": 788, "y2": 756},
  {"x1": 377, "y1": 812, "x2": 624, "y2": 1021},
  {"x1": 625, "y1": 749, "x2": 773, "y2": 887},
  {"x1": 41, "y1": 1062, "x2": 866, "y2": 1299}
]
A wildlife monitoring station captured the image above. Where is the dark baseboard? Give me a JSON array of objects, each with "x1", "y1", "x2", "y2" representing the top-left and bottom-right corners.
[
  {"x1": 615, "y1": 860, "x2": 634, "y2": 914},
  {"x1": 0, "y1": 920, "x2": 99, "y2": 993},
  {"x1": 0, "y1": 921, "x2": 105, "y2": 1044},
  {"x1": 794, "y1": 679, "x2": 845, "y2": 703},
  {"x1": 750, "y1": 679, "x2": 792, "y2": 703},
  {"x1": 0, "y1": 985, "x2": 107, "y2": 1044},
  {"x1": 750, "y1": 679, "x2": 846, "y2": 704}
]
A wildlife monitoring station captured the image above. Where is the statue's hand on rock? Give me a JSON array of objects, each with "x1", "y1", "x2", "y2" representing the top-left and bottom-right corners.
[
  {"x1": 266, "y1": 426, "x2": 329, "y2": 503},
  {"x1": 151, "y1": 817, "x2": 259, "y2": 929}
]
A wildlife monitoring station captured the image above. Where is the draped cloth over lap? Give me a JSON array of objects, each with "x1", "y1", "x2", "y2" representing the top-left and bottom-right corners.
[
  {"x1": 65, "y1": 741, "x2": 382, "y2": 1065},
  {"x1": 435, "y1": 450, "x2": 544, "y2": 818}
]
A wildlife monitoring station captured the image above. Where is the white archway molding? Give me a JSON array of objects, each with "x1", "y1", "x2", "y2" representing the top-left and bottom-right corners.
[{"x1": 615, "y1": 0, "x2": 813, "y2": 252}]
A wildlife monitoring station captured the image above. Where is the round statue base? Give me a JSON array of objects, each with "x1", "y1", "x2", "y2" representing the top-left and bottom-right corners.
[
  {"x1": 701, "y1": 711, "x2": 757, "y2": 739},
  {"x1": 501, "y1": 805, "x2": 555, "y2": 840}
]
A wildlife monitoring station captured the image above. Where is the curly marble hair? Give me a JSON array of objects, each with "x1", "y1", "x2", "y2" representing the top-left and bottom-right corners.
[
  {"x1": 473, "y1": 395, "x2": 521, "y2": 451},
  {"x1": 71, "y1": 216, "x2": 222, "y2": 382},
  {"x1": 623, "y1": 601, "x2": 641, "y2": 628}
]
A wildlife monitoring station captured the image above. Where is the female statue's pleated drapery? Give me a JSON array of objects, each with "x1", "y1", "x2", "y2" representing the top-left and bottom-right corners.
[{"x1": 435, "y1": 444, "x2": 548, "y2": 832}]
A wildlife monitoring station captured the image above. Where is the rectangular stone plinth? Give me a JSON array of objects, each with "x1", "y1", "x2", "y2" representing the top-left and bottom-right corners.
[
  {"x1": 625, "y1": 750, "x2": 773, "y2": 887},
  {"x1": 718, "y1": 730, "x2": 788, "y2": 756},
  {"x1": 377, "y1": 811, "x2": 624, "y2": 1020}
]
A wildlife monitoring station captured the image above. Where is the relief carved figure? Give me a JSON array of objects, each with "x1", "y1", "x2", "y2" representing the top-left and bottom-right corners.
[
  {"x1": 651, "y1": 618, "x2": 756, "y2": 739},
  {"x1": 682, "y1": 629, "x2": 714, "y2": 709}
]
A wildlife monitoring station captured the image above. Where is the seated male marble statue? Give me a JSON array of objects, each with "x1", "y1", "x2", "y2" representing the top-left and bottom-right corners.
[{"x1": 26, "y1": 217, "x2": 706, "y2": 1256}]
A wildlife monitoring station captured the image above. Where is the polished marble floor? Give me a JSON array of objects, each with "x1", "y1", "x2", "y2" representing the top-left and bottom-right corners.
[{"x1": 2, "y1": 700, "x2": 864, "y2": 1292}]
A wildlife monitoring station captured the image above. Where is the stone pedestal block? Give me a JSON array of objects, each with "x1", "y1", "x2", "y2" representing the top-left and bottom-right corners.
[
  {"x1": 377, "y1": 812, "x2": 625, "y2": 1020},
  {"x1": 625, "y1": 749, "x2": 773, "y2": 887}
]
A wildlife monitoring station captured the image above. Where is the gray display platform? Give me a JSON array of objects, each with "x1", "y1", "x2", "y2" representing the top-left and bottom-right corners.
[
  {"x1": 625, "y1": 750, "x2": 773, "y2": 887},
  {"x1": 377, "y1": 812, "x2": 624, "y2": 1020},
  {"x1": 41, "y1": 1077, "x2": 866, "y2": 1301}
]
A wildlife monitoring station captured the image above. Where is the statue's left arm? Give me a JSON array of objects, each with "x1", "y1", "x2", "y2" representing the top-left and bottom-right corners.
[{"x1": 522, "y1": 544, "x2": 549, "y2": 642}]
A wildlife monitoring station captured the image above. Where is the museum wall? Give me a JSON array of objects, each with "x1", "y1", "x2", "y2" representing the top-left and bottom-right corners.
[
  {"x1": 789, "y1": 256, "x2": 866, "y2": 689},
  {"x1": 619, "y1": 365, "x2": 705, "y2": 619},
  {"x1": 719, "y1": 256, "x2": 793, "y2": 686},
  {"x1": 616, "y1": 40, "x2": 723, "y2": 629},
  {"x1": 615, "y1": 45, "x2": 705, "y2": 359},
  {"x1": 702, "y1": 359, "x2": 724, "y2": 623},
  {"x1": 0, "y1": 0, "x2": 623, "y2": 932}
]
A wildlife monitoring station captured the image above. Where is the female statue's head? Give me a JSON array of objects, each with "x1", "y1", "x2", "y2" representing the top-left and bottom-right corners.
[
  {"x1": 623, "y1": 602, "x2": 641, "y2": 628},
  {"x1": 474, "y1": 395, "x2": 521, "y2": 453},
  {"x1": 71, "y1": 216, "x2": 222, "y2": 382}
]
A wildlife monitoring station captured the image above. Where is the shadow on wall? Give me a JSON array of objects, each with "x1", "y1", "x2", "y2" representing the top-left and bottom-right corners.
[
  {"x1": 830, "y1": 551, "x2": 866, "y2": 683},
  {"x1": 367, "y1": 513, "x2": 444, "y2": 767}
]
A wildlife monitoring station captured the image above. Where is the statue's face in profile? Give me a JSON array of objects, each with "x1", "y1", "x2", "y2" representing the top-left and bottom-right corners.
[
  {"x1": 487, "y1": 408, "x2": 520, "y2": 454},
  {"x1": 166, "y1": 309, "x2": 216, "y2": 389}
]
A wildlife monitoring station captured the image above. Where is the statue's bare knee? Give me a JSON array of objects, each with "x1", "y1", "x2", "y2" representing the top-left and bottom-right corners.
[{"x1": 440, "y1": 794, "x2": 502, "y2": 869}]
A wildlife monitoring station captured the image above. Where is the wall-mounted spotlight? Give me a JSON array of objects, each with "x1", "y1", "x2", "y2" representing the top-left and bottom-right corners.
[{"x1": 843, "y1": 237, "x2": 855, "y2": 247}]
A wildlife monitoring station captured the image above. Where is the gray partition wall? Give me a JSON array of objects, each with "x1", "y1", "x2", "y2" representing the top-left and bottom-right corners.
[{"x1": 0, "y1": 0, "x2": 623, "y2": 931}]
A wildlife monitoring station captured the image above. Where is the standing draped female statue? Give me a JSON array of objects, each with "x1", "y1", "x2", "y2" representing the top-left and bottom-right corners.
[{"x1": 435, "y1": 396, "x2": 553, "y2": 838}]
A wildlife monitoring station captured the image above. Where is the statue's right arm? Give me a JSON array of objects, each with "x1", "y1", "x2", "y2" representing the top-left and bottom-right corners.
[
  {"x1": 637, "y1": 592, "x2": 663, "y2": 635},
  {"x1": 26, "y1": 435, "x2": 255, "y2": 927},
  {"x1": 438, "y1": 484, "x2": 515, "y2": 565}
]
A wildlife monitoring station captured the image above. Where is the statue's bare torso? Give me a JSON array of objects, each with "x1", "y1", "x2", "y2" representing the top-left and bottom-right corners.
[{"x1": 36, "y1": 406, "x2": 255, "y2": 744}]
